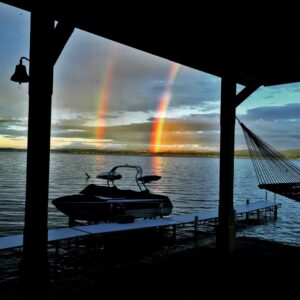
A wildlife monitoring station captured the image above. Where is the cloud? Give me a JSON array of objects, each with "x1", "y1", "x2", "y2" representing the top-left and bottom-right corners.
[
  {"x1": 237, "y1": 104, "x2": 300, "y2": 150},
  {"x1": 50, "y1": 114, "x2": 221, "y2": 150},
  {"x1": 241, "y1": 103, "x2": 300, "y2": 122},
  {"x1": 1, "y1": 6, "x2": 222, "y2": 152},
  {"x1": 5, "y1": 5, "x2": 300, "y2": 152},
  {"x1": 0, "y1": 117, "x2": 27, "y2": 138},
  {"x1": 0, "y1": 128, "x2": 27, "y2": 137},
  {"x1": 51, "y1": 29, "x2": 221, "y2": 116}
]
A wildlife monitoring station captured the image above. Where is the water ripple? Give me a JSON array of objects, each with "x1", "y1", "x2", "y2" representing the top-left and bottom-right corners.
[{"x1": 0, "y1": 152, "x2": 299, "y2": 245}]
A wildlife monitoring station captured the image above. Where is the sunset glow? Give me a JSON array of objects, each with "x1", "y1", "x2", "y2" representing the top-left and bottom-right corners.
[{"x1": 150, "y1": 63, "x2": 180, "y2": 153}]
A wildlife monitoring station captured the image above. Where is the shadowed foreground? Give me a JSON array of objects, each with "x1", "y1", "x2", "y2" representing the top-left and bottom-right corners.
[{"x1": 1, "y1": 233, "x2": 299, "y2": 299}]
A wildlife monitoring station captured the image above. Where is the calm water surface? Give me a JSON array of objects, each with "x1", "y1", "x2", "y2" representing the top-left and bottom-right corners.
[{"x1": 0, "y1": 152, "x2": 299, "y2": 246}]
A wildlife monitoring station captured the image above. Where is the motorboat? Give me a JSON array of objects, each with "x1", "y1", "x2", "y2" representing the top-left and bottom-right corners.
[{"x1": 52, "y1": 165, "x2": 173, "y2": 224}]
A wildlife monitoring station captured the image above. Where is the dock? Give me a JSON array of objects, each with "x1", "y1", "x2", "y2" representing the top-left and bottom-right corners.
[{"x1": 0, "y1": 200, "x2": 280, "y2": 251}]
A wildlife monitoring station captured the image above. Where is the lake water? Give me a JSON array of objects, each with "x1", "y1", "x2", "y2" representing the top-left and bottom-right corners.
[{"x1": 0, "y1": 151, "x2": 299, "y2": 246}]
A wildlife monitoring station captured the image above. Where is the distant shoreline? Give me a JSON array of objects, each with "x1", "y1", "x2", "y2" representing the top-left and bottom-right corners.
[
  {"x1": 0, "y1": 147, "x2": 219, "y2": 158},
  {"x1": 1, "y1": 147, "x2": 300, "y2": 159}
]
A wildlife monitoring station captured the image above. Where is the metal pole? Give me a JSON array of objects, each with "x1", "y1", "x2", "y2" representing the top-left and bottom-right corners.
[
  {"x1": 217, "y1": 76, "x2": 236, "y2": 253},
  {"x1": 19, "y1": 11, "x2": 54, "y2": 294}
]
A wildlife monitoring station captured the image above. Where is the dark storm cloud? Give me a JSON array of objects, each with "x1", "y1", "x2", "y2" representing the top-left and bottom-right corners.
[
  {"x1": 241, "y1": 103, "x2": 300, "y2": 122},
  {"x1": 0, "y1": 127, "x2": 27, "y2": 137},
  {"x1": 185, "y1": 113, "x2": 220, "y2": 120},
  {"x1": 52, "y1": 29, "x2": 221, "y2": 115},
  {"x1": 0, "y1": 117, "x2": 26, "y2": 137},
  {"x1": 236, "y1": 105, "x2": 300, "y2": 151},
  {"x1": 52, "y1": 118, "x2": 91, "y2": 131},
  {"x1": 146, "y1": 71, "x2": 220, "y2": 111},
  {"x1": 236, "y1": 100, "x2": 300, "y2": 150},
  {"x1": 51, "y1": 116, "x2": 220, "y2": 146}
]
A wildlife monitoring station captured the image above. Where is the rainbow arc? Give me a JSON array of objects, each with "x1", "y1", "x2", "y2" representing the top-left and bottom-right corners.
[{"x1": 150, "y1": 63, "x2": 180, "y2": 153}]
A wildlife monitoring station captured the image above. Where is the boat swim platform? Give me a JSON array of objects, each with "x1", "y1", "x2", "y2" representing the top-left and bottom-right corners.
[{"x1": 0, "y1": 200, "x2": 280, "y2": 251}]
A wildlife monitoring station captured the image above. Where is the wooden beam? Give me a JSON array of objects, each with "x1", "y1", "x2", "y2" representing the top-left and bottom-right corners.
[
  {"x1": 217, "y1": 76, "x2": 236, "y2": 253},
  {"x1": 19, "y1": 11, "x2": 54, "y2": 296},
  {"x1": 52, "y1": 21, "x2": 74, "y2": 65},
  {"x1": 235, "y1": 84, "x2": 260, "y2": 107}
]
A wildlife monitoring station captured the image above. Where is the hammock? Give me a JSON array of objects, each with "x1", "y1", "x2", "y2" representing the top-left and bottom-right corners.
[{"x1": 237, "y1": 118, "x2": 300, "y2": 202}]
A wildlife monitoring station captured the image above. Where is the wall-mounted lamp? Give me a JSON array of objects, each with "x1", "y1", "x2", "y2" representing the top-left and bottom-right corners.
[{"x1": 11, "y1": 57, "x2": 30, "y2": 84}]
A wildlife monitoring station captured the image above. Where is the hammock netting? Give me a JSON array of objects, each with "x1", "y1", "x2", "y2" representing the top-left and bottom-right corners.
[{"x1": 237, "y1": 118, "x2": 300, "y2": 202}]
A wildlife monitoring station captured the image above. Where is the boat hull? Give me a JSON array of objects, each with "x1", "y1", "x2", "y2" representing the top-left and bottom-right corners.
[{"x1": 52, "y1": 188, "x2": 173, "y2": 222}]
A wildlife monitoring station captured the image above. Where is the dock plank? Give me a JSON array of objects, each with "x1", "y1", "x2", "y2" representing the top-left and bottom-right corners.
[
  {"x1": 0, "y1": 234, "x2": 23, "y2": 250},
  {"x1": 48, "y1": 227, "x2": 88, "y2": 241},
  {"x1": 235, "y1": 201, "x2": 277, "y2": 214},
  {"x1": 72, "y1": 217, "x2": 179, "y2": 235},
  {"x1": 0, "y1": 200, "x2": 280, "y2": 251}
]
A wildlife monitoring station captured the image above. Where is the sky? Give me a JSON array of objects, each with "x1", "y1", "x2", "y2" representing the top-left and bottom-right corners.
[{"x1": 1, "y1": 4, "x2": 300, "y2": 152}]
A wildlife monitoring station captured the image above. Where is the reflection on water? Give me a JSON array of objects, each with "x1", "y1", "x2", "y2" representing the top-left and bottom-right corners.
[
  {"x1": 0, "y1": 152, "x2": 299, "y2": 246},
  {"x1": 150, "y1": 156, "x2": 165, "y2": 194},
  {"x1": 151, "y1": 156, "x2": 162, "y2": 175}
]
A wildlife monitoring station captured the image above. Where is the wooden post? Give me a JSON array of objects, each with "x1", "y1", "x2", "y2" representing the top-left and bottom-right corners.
[
  {"x1": 194, "y1": 216, "x2": 199, "y2": 247},
  {"x1": 159, "y1": 202, "x2": 163, "y2": 218},
  {"x1": 217, "y1": 76, "x2": 236, "y2": 253},
  {"x1": 19, "y1": 11, "x2": 54, "y2": 295},
  {"x1": 172, "y1": 225, "x2": 177, "y2": 240},
  {"x1": 246, "y1": 199, "x2": 250, "y2": 221}
]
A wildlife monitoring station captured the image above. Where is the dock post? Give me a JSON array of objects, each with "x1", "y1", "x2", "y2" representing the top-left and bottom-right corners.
[
  {"x1": 160, "y1": 203, "x2": 163, "y2": 218},
  {"x1": 274, "y1": 205, "x2": 278, "y2": 220},
  {"x1": 246, "y1": 199, "x2": 250, "y2": 221},
  {"x1": 194, "y1": 216, "x2": 199, "y2": 247},
  {"x1": 109, "y1": 203, "x2": 113, "y2": 222},
  {"x1": 172, "y1": 225, "x2": 177, "y2": 241},
  {"x1": 55, "y1": 241, "x2": 59, "y2": 257}
]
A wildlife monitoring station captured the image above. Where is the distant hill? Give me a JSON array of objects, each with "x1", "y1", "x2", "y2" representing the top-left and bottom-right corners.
[
  {"x1": 281, "y1": 149, "x2": 300, "y2": 159},
  {"x1": 0, "y1": 148, "x2": 26, "y2": 152},
  {"x1": 50, "y1": 148, "x2": 220, "y2": 157},
  {"x1": 235, "y1": 148, "x2": 300, "y2": 159},
  {"x1": 1, "y1": 147, "x2": 300, "y2": 159},
  {"x1": 234, "y1": 149, "x2": 250, "y2": 157}
]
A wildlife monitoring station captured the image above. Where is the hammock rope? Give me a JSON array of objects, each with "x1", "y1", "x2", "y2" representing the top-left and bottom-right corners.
[{"x1": 237, "y1": 118, "x2": 300, "y2": 202}]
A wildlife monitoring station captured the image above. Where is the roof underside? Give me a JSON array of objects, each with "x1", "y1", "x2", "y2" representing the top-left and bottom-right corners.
[{"x1": 2, "y1": 0, "x2": 300, "y2": 87}]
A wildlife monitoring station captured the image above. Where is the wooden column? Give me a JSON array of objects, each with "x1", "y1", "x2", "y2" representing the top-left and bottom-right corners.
[
  {"x1": 19, "y1": 11, "x2": 54, "y2": 293},
  {"x1": 217, "y1": 76, "x2": 236, "y2": 253}
]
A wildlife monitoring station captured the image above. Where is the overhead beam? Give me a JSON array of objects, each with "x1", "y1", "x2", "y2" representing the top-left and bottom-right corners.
[
  {"x1": 217, "y1": 76, "x2": 236, "y2": 253},
  {"x1": 235, "y1": 84, "x2": 261, "y2": 107},
  {"x1": 52, "y1": 21, "x2": 74, "y2": 65}
]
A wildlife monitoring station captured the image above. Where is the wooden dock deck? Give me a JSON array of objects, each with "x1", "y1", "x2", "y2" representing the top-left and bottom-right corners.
[{"x1": 0, "y1": 200, "x2": 280, "y2": 251}]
